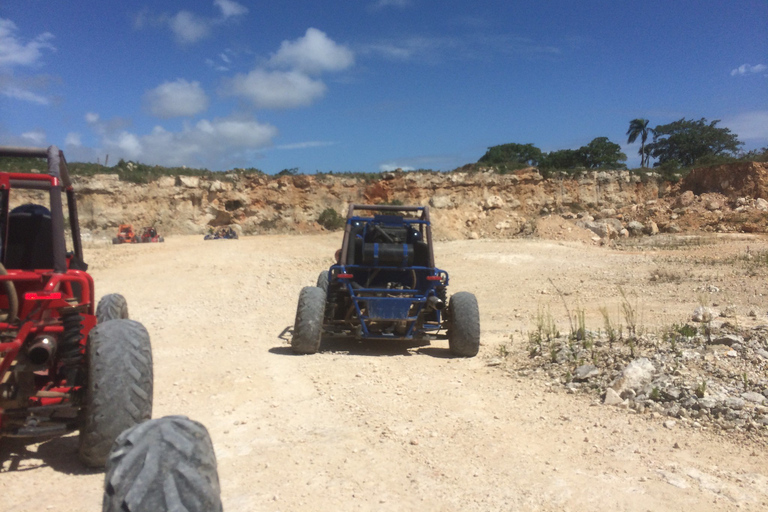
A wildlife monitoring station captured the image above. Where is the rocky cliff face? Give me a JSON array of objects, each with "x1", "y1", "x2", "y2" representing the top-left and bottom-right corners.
[{"x1": 18, "y1": 162, "x2": 767, "y2": 241}]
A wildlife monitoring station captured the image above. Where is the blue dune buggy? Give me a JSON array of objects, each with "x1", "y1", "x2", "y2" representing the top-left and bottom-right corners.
[{"x1": 292, "y1": 204, "x2": 479, "y2": 357}]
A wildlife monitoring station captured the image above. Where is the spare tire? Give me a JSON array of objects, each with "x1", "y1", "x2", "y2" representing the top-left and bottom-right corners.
[{"x1": 103, "y1": 415, "x2": 222, "y2": 512}]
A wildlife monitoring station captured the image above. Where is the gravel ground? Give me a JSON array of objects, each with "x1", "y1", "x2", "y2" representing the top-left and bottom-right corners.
[{"x1": 1, "y1": 233, "x2": 768, "y2": 511}]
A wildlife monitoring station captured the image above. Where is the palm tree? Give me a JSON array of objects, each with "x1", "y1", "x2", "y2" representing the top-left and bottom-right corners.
[{"x1": 626, "y1": 118, "x2": 653, "y2": 168}]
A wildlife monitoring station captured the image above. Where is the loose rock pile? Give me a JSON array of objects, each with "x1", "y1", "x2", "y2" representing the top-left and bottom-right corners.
[{"x1": 516, "y1": 316, "x2": 768, "y2": 442}]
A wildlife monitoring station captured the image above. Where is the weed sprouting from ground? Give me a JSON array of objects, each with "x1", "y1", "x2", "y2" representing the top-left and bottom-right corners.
[{"x1": 528, "y1": 305, "x2": 558, "y2": 357}]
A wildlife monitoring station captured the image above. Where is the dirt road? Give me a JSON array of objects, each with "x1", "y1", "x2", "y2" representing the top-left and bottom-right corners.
[{"x1": 2, "y1": 234, "x2": 767, "y2": 511}]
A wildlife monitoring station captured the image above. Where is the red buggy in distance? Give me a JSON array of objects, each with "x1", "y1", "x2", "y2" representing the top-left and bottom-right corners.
[
  {"x1": 0, "y1": 146, "x2": 153, "y2": 467},
  {"x1": 139, "y1": 227, "x2": 164, "y2": 243}
]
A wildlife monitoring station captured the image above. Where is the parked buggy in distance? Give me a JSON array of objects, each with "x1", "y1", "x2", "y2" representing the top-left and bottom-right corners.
[
  {"x1": 139, "y1": 226, "x2": 164, "y2": 243},
  {"x1": 112, "y1": 223, "x2": 138, "y2": 244},
  {"x1": 292, "y1": 204, "x2": 480, "y2": 357},
  {"x1": 204, "y1": 226, "x2": 238, "y2": 240}
]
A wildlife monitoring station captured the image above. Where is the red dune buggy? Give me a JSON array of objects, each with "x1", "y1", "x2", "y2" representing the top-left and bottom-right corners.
[{"x1": 0, "y1": 146, "x2": 153, "y2": 467}]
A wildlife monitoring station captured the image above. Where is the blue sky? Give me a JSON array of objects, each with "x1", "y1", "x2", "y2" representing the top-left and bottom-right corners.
[{"x1": 1, "y1": 0, "x2": 766, "y2": 173}]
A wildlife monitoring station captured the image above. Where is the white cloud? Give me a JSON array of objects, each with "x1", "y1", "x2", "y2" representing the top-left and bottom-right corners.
[
  {"x1": 379, "y1": 163, "x2": 415, "y2": 172},
  {"x1": 371, "y1": 0, "x2": 411, "y2": 9},
  {"x1": 214, "y1": 0, "x2": 248, "y2": 19},
  {"x1": 144, "y1": 79, "x2": 209, "y2": 118},
  {"x1": 65, "y1": 132, "x2": 82, "y2": 147},
  {"x1": 85, "y1": 112, "x2": 100, "y2": 124},
  {"x1": 0, "y1": 18, "x2": 55, "y2": 67},
  {"x1": 223, "y1": 69, "x2": 326, "y2": 108},
  {"x1": 730, "y1": 63, "x2": 767, "y2": 76},
  {"x1": 99, "y1": 116, "x2": 277, "y2": 167},
  {"x1": 722, "y1": 111, "x2": 768, "y2": 140},
  {"x1": 21, "y1": 130, "x2": 46, "y2": 145},
  {"x1": 277, "y1": 141, "x2": 335, "y2": 150},
  {"x1": 146, "y1": 2, "x2": 248, "y2": 45},
  {"x1": 270, "y1": 28, "x2": 354, "y2": 74},
  {"x1": 1, "y1": 85, "x2": 49, "y2": 105},
  {"x1": 170, "y1": 11, "x2": 211, "y2": 44}
]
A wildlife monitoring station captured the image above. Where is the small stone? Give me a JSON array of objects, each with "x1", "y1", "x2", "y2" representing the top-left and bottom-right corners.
[
  {"x1": 741, "y1": 392, "x2": 765, "y2": 404},
  {"x1": 709, "y1": 334, "x2": 742, "y2": 346},
  {"x1": 664, "y1": 420, "x2": 677, "y2": 429},
  {"x1": 692, "y1": 306, "x2": 714, "y2": 323},
  {"x1": 573, "y1": 364, "x2": 600, "y2": 381},
  {"x1": 604, "y1": 388, "x2": 623, "y2": 405}
]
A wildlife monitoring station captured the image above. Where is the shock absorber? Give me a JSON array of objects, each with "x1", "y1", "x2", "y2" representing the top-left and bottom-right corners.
[{"x1": 58, "y1": 311, "x2": 85, "y2": 385}]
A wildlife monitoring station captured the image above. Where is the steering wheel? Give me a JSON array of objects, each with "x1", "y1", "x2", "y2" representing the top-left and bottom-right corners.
[{"x1": 0, "y1": 263, "x2": 18, "y2": 324}]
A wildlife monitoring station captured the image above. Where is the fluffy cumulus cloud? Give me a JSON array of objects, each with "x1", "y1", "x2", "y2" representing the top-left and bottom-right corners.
[
  {"x1": 0, "y1": 18, "x2": 54, "y2": 67},
  {"x1": 225, "y1": 28, "x2": 352, "y2": 109},
  {"x1": 371, "y1": 0, "x2": 411, "y2": 9},
  {"x1": 169, "y1": 11, "x2": 211, "y2": 44},
  {"x1": 722, "y1": 111, "x2": 768, "y2": 140},
  {"x1": 65, "y1": 132, "x2": 82, "y2": 147},
  {"x1": 0, "y1": 84, "x2": 49, "y2": 105},
  {"x1": 0, "y1": 18, "x2": 55, "y2": 105},
  {"x1": 731, "y1": 63, "x2": 767, "y2": 76},
  {"x1": 223, "y1": 69, "x2": 327, "y2": 109},
  {"x1": 156, "y1": 1, "x2": 248, "y2": 45},
  {"x1": 214, "y1": 0, "x2": 248, "y2": 19},
  {"x1": 270, "y1": 28, "x2": 354, "y2": 74},
  {"x1": 144, "y1": 79, "x2": 209, "y2": 118},
  {"x1": 21, "y1": 130, "x2": 46, "y2": 145},
  {"x1": 98, "y1": 116, "x2": 277, "y2": 168}
]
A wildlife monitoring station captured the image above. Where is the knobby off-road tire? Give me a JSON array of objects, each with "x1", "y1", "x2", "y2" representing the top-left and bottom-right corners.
[
  {"x1": 96, "y1": 293, "x2": 129, "y2": 324},
  {"x1": 448, "y1": 291, "x2": 480, "y2": 357},
  {"x1": 79, "y1": 319, "x2": 153, "y2": 468},
  {"x1": 103, "y1": 416, "x2": 222, "y2": 512},
  {"x1": 292, "y1": 286, "x2": 325, "y2": 354},
  {"x1": 316, "y1": 270, "x2": 330, "y2": 293}
]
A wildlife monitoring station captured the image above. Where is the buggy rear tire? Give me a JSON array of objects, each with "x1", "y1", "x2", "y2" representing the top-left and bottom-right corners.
[
  {"x1": 96, "y1": 293, "x2": 129, "y2": 324},
  {"x1": 448, "y1": 292, "x2": 480, "y2": 357},
  {"x1": 79, "y1": 319, "x2": 153, "y2": 468},
  {"x1": 292, "y1": 286, "x2": 325, "y2": 354},
  {"x1": 112, "y1": 238, "x2": 120, "y2": 244},
  {"x1": 316, "y1": 270, "x2": 330, "y2": 292},
  {"x1": 103, "y1": 415, "x2": 222, "y2": 512}
]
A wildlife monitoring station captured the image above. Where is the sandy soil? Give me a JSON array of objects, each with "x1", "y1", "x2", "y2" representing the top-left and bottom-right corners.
[{"x1": 2, "y1": 233, "x2": 768, "y2": 511}]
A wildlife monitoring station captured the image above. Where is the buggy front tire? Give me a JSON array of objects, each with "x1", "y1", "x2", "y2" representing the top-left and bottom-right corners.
[
  {"x1": 292, "y1": 286, "x2": 325, "y2": 354},
  {"x1": 96, "y1": 293, "x2": 129, "y2": 324},
  {"x1": 103, "y1": 416, "x2": 222, "y2": 512},
  {"x1": 448, "y1": 292, "x2": 480, "y2": 357},
  {"x1": 79, "y1": 319, "x2": 153, "y2": 468}
]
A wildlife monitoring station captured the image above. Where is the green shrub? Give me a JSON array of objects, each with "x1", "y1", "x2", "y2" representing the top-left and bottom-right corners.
[{"x1": 317, "y1": 208, "x2": 345, "y2": 230}]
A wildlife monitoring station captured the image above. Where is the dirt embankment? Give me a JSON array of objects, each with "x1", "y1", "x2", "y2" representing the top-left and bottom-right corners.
[{"x1": 13, "y1": 161, "x2": 768, "y2": 241}]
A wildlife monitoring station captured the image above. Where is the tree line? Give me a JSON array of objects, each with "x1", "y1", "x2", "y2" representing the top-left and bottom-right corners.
[{"x1": 480, "y1": 117, "x2": 763, "y2": 175}]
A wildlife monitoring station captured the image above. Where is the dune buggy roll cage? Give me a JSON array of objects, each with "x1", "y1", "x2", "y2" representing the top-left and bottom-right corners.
[
  {"x1": 0, "y1": 146, "x2": 84, "y2": 273},
  {"x1": 328, "y1": 204, "x2": 449, "y2": 340}
]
